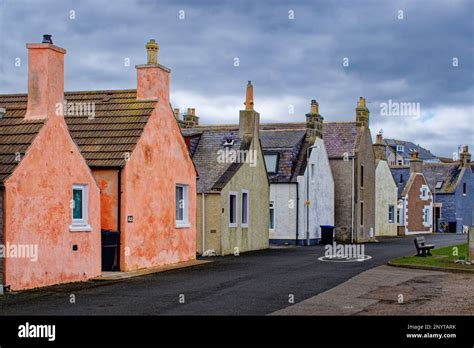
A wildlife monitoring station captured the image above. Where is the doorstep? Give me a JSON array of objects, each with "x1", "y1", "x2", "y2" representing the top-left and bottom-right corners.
[{"x1": 93, "y1": 259, "x2": 212, "y2": 281}]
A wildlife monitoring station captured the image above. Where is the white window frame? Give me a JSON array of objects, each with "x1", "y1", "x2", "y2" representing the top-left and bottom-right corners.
[
  {"x1": 420, "y1": 185, "x2": 430, "y2": 200},
  {"x1": 241, "y1": 189, "x2": 249, "y2": 228},
  {"x1": 396, "y1": 145, "x2": 404, "y2": 152},
  {"x1": 388, "y1": 205, "x2": 395, "y2": 223},
  {"x1": 70, "y1": 184, "x2": 91, "y2": 232},
  {"x1": 229, "y1": 192, "x2": 238, "y2": 227},
  {"x1": 269, "y1": 201, "x2": 275, "y2": 231},
  {"x1": 176, "y1": 184, "x2": 190, "y2": 228}
]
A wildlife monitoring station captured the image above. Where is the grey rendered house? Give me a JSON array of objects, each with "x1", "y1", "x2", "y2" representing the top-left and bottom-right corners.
[
  {"x1": 323, "y1": 97, "x2": 376, "y2": 243},
  {"x1": 181, "y1": 82, "x2": 269, "y2": 256}
]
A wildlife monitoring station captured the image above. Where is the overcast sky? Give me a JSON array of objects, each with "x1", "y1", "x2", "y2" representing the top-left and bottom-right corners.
[{"x1": 0, "y1": 0, "x2": 472, "y2": 157}]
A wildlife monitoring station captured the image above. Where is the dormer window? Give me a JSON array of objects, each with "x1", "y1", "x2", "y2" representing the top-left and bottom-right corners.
[
  {"x1": 435, "y1": 181, "x2": 443, "y2": 190},
  {"x1": 264, "y1": 153, "x2": 279, "y2": 174},
  {"x1": 396, "y1": 145, "x2": 404, "y2": 152}
]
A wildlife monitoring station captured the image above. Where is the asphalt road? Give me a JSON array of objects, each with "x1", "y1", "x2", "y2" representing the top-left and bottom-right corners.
[{"x1": 0, "y1": 233, "x2": 466, "y2": 315}]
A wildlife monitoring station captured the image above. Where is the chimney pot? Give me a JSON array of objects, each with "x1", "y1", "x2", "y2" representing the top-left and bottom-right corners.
[
  {"x1": 376, "y1": 133, "x2": 383, "y2": 144},
  {"x1": 310, "y1": 99, "x2": 319, "y2": 114},
  {"x1": 42, "y1": 34, "x2": 53, "y2": 44},
  {"x1": 146, "y1": 39, "x2": 159, "y2": 65},
  {"x1": 245, "y1": 81, "x2": 254, "y2": 110}
]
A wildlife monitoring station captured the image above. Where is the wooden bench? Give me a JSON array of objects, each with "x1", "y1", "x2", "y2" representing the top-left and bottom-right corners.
[{"x1": 414, "y1": 236, "x2": 435, "y2": 257}]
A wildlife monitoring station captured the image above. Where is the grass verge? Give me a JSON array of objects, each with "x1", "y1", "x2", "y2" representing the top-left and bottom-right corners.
[{"x1": 389, "y1": 243, "x2": 473, "y2": 272}]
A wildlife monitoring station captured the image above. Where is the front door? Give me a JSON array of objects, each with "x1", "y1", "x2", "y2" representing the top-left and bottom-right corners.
[{"x1": 434, "y1": 206, "x2": 441, "y2": 232}]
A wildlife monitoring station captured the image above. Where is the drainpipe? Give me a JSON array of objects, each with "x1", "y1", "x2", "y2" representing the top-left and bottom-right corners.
[
  {"x1": 116, "y1": 168, "x2": 122, "y2": 271},
  {"x1": 202, "y1": 193, "x2": 206, "y2": 254},
  {"x1": 295, "y1": 182, "x2": 299, "y2": 245},
  {"x1": 306, "y1": 163, "x2": 310, "y2": 246},
  {"x1": 351, "y1": 157, "x2": 355, "y2": 244}
]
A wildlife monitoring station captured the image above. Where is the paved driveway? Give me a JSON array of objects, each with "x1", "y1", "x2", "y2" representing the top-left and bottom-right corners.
[{"x1": 0, "y1": 233, "x2": 466, "y2": 315}]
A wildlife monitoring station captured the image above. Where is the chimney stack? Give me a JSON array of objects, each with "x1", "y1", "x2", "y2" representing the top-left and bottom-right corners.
[
  {"x1": 356, "y1": 96, "x2": 369, "y2": 128},
  {"x1": 305, "y1": 99, "x2": 324, "y2": 139},
  {"x1": 25, "y1": 35, "x2": 66, "y2": 120},
  {"x1": 136, "y1": 39, "x2": 170, "y2": 102},
  {"x1": 460, "y1": 145, "x2": 471, "y2": 167},
  {"x1": 239, "y1": 81, "x2": 260, "y2": 141},
  {"x1": 373, "y1": 132, "x2": 387, "y2": 162},
  {"x1": 410, "y1": 150, "x2": 423, "y2": 173},
  {"x1": 183, "y1": 108, "x2": 199, "y2": 128}
]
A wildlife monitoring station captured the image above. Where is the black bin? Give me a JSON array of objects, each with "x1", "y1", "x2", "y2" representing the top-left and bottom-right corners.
[
  {"x1": 320, "y1": 225, "x2": 335, "y2": 245},
  {"x1": 101, "y1": 230, "x2": 120, "y2": 271}
]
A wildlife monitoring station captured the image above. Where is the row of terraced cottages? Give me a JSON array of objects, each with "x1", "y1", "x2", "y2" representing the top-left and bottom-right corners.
[{"x1": 1, "y1": 36, "x2": 472, "y2": 290}]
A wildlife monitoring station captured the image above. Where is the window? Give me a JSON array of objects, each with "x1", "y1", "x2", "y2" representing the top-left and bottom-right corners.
[
  {"x1": 360, "y1": 201, "x2": 364, "y2": 226},
  {"x1": 360, "y1": 165, "x2": 364, "y2": 188},
  {"x1": 229, "y1": 192, "x2": 238, "y2": 227},
  {"x1": 269, "y1": 201, "x2": 275, "y2": 230},
  {"x1": 398, "y1": 159, "x2": 403, "y2": 166},
  {"x1": 420, "y1": 186, "x2": 429, "y2": 200},
  {"x1": 396, "y1": 145, "x2": 404, "y2": 152},
  {"x1": 435, "y1": 181, "x2": 444, "y2": 190},
  {"x1": 423, "y1": 208, "x2": 429, "y2": 224},
  {"x1": 388, "y1": 205, "x2": 395, "y2": 223},
  {"x1": 70, "y1": 184, "x2": 90, "y2": 231},
  {"x1": 264, "y1": 154, "x2": 278, "y2": 173},
  {"x1": 176, "y1": 184, "x2": 189, "y2": 227},
  {"x1": 241, "y1": 190, "x2": 249, "y2": 227},
  {"x1": 463, "y1": 182, "x2": 467, "y2": 195},
  {"x1": 396, "y1": 208, "x2": 401, "y2": 224},
  {"x1": 311, "y1": 164, "x2": 315, "y2": 180}
]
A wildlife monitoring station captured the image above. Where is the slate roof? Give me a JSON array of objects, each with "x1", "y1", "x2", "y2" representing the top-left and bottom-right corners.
[
  {"x1": 0, "y1": 94, "x2": 46, "y2": 184},
  {"x1": 260, "y1": 130, "x2": 307, "y2": 183},
  {"x1": 383, "y1": 138, "x2": 440, "y2": 162},
  {"x1": 322, "y1": 122, "x2": 358, "y2": 158},
  {"x1": 0, "y1": 90, "x2": 157, "y2": 172},
  {"x1": 181, "y1": 128, "x2": 249, "y2": 192},
  {"x1": 183, "y1": 121, "x2": 360, "y2": 184},
  {"x1": 390, "y1": 167, "x2": 411, "y2": 199},
  {"x1": 422, "y1": 163, "x2": 463, "y2": 194}
]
